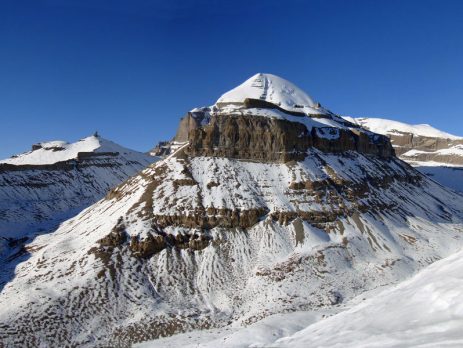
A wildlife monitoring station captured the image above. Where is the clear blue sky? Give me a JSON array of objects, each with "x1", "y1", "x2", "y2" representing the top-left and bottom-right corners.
[{"x1": 1, "y1": 0, "x2": 462, "y2": 159}]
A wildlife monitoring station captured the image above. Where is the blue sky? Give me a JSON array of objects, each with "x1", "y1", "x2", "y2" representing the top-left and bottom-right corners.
[{"x1": 1, "y1": 0, "x2": 462, "y2": 159}]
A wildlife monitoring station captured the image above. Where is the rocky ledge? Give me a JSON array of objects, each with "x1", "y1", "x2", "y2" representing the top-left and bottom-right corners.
[{"x1": 185, "y1": 112, "x2": 394, "y2": 162}]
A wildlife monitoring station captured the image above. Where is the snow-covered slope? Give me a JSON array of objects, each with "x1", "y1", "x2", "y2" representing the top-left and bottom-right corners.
[
  {"x1": 268, "y1": 247, "x2": 463, "y2": 348},
  {"x1": 344, "y1": 117, "x2": 462, "y2": 140},
  {"x1": 142, "y1": 246, "x2": 463, "y2": 348},
  {"x1": 2, "y1": 75, "x2": 463, "y2": 347},
  {"x1": 3, "y1": 148, "x2": 463, "y2": 348},
  {"x1": 0, "y1": 135, "x2": 157, "y2": 238},
  {"x1": 345, "y1": 117, "x2": 463, "y2": 193}
]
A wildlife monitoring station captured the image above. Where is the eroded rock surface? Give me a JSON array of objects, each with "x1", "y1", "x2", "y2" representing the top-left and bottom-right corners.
[{"x1": 186, "y1": 114, "x2": 394, "y2": 162}]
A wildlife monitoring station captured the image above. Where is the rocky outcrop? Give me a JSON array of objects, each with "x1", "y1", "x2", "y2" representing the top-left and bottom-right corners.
[
  {"x1": 150, "y1": 141, "x2": 172, "y2": 157},
  {"x1": 186, "y1": 114, "x2": 394, "y2": 162},
  {"x1": 351, "y1": 119, "x2": 463, "y2": 165},
  {"x1": 402, "y1": 150, "x2": 463, "y2": 165},
  {"x1": 97, "y1": 217, "x2": 128, "y2": 247},
  {"x1": 187, "y1": 114, "x2": 311, "y2": 162},
  {"x1": 388, "y1": 132, "x2": 463, "y2": 156},
  {"x1": 130, "y1": 233, "x2": 167, "y2": 258},
  {"x1": 312, "y1": 127, "x2": 393, "y2": 158},
  {"x1": 97, "y1": 221, "x2": 212, "y2": 258},
  {"x1": 174, "y1": 109, "x2": 210, "y2": 142},
  {"x1": 153, "y1": 207, "x2": 270, "y2": 230},
  {"x1": 391, "y1": 132, "x2": 463, "y2": 165}
]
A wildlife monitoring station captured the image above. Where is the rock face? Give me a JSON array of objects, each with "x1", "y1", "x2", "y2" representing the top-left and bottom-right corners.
[
  {"x1": 174, "y1": 109, "x2": 210, "y2": 142},
  {"x1": 389, "y1": 132, "x2": 462, "y2": 156},
  {"x1": 150, "y1": 108, "x2": 210, "y2": 158},
  {"x1": 380, "y1": 131, "x2": 463, "y2": 164},
  {"x1": 187, "y1": 113, "x2": 393, "y2": 162},
  {"x1": 1, "y1": 74, "x2": 463, "y2": 348},
  {"x1": 187, "y1": 114, "x2": 312, "y2": 162},
  {"x1": 157, "y1": 109, "x2": 394, "y2": 163}
]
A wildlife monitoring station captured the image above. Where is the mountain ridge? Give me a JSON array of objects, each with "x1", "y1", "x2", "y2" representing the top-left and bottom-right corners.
[{"x1": 0, "y1": 134, "x2": 157, "y2": 239}]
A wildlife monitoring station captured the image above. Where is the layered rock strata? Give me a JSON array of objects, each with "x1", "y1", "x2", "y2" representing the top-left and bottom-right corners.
[{"x1": 186, "y1": 114, "x2": 394, "y2": 162}]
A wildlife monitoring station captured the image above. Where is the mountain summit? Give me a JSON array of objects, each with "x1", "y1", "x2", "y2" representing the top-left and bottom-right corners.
[
  {"x1": 216, "y1": 73, "x2": 324, "y2": 115},
  {"x1": 1, "y1": 74, "x2": 463, "y2": 347},
  {"x1": 158, "y1": 73, "x2": 394, "y2": 161},
  {"x1": 0, "y1": 134, "x2": 151, "y2": 166}
]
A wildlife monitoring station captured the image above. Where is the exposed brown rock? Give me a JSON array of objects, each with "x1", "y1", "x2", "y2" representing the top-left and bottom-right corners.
[
  {"x1": 186, "y1": 114, "x2": 311, "y2": 162},
  {"x1": 186, "y1": 114, "x2": 394, "y2": 163},
  {"x1": 153, "y1": 207, "x2": 269, "y2": 229},
  {"x1": 188, "y1": 234, "x2": 211, "y2": 250},
  {"x1": 365, "y1": 129, "x2": 463, "y2": 165},
  {"x1": 388, "y1": 132, "x2": 463, "y2": 155},
  {"x1": 130, "y1": 233, "x2": 167, "y2": 258},
  {"x1": 174, "y1": 110, "x2": 210, "y2": 142},
  {"x1": 97, "y1": 218, "x2": 127, "y2": 248}
]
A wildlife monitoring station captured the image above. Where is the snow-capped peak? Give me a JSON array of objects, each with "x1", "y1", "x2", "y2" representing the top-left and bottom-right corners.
[
  {"x1": 0, "y1": 134, "x2": 147, "y2": 165},
  {"x1": 216, "y1": 73, "x2": 325, "y2": 115},
  {"x1": 344, "y1": 117, "x2": 463, "y2": 140}
]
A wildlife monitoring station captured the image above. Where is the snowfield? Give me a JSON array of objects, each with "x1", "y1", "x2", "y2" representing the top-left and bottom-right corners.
[{"x1": 268, "y1": 247, "x2": 463, "y2": 348}]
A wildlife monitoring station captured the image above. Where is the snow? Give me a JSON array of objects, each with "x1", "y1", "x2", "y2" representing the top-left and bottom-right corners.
[
  {"x1": 0, "y1": 135, "x2": 157, "y2": 238},
  {"x1": 344, "y1": 117, "x2": 463, "y2": 139},
  {"x1": 0, "y1": 135, "x2": 149, "y2": 165},
  {"x1": 267, "y1": 248, "x2": 463, "y2": 348},
  {"x1": 403, "y1": 145, "x2": 463, "y2": 158},
  {"x1": 343, "y1": 116, "x2": 463, "y2": 194},
  {"x1": 137, "y1": 246, "x2": 463, "y2": 348},
  {"x1": 216, "y1": 73, "x2": 327, "y2": 115},
  {"x1": 135, "y1": 310, "x2": 338, "y2": 348},
  {"x1": 214, "y1": 106, "x2": 354, "y2": 137},
  {"x1": 411, "y1": 163, "x2": 463, "y2": 193},
  {"x1": 2, "y1": 148, "x2": 463, "y2": 346}
]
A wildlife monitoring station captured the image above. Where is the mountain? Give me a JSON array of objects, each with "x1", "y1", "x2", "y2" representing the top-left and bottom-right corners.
[
  {"x1": 0, "y1": 134, "x2": 157, "y2": 240},
  {"x1": 344, "y1": 117, "x2": 463, "y2": 192},
  {"x1": 1, "y1": 73, "x2": 463, "y2": 347}
]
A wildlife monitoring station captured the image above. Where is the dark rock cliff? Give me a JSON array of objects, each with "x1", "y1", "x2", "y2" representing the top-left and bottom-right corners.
[
  {"x1": 388, "y1": 132, "x2": 463, "y2": 164},
  {"x1": 186, "y1": 113, "x2": 394, "y2": 162}
]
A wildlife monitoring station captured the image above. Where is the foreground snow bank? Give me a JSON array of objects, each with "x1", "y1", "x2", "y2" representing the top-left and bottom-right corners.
[
  {"x1": 135, "y1": 310, "x2": 338, "y2": 348},
  {"x1": 269, "y1": 248, "x2": 463, "y2": 348}
]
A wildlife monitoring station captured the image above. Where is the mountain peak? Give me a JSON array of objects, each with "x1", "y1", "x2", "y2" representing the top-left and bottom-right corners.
[
  {"x1": 345, "y1": 117, "x2": 463, "y2": 140},
  {"x1": 0, "y1": 134, "x2": 148, "y2": 166},
  {"x1": 216, "y1": 73, "x2": 326, "y2": 115}
]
